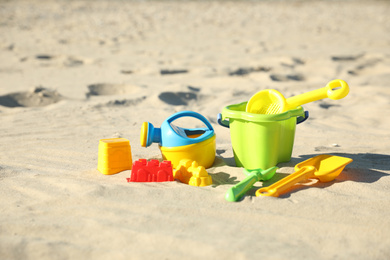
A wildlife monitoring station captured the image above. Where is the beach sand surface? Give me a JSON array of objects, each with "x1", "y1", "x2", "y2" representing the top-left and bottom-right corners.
[{"x1": 1, "y1": 0, "x2": 390, "y2": 259}]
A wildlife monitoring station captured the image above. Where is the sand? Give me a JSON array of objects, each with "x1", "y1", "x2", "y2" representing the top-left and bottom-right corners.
[{"x1": 1, "y1": 0, "x2": 390, "y2": 259}]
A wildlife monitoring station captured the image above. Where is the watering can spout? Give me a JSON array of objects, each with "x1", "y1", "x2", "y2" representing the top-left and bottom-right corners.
[
  {"x1": 140, "y1": 122, "x2": 161, "y2": 147},
  {"x1": 151, "y1": 125, "x2": 161, "y2": 144}
]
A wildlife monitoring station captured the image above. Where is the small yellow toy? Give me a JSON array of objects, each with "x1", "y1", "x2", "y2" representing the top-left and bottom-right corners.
[
  {"x1": 97, "y1": 138, "x2": 132, "y2": 175},
  {"x1": 173, "y1": 159, "x2": 213, "y2": 187}
]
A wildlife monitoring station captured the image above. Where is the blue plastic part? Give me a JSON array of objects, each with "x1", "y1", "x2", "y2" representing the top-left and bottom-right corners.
[
  {"x1": 144, "y1": 111, "x2": 215, "y2": 147},
  {"x1": 144, "y1": 122, "x2": 162, "y2": 147},
  {"x1": 296, "y1": 111, "x2": 309, "y2": 124},
  {"x1": 217, "y1": 113, "x2": 229, "y2": 128}
]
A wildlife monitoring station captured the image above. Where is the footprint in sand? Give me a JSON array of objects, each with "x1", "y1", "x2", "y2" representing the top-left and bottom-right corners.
[
  {"x1": 281, "y1": 57, "x2": 306, "y2": 68},
  {"x1": 291, "y1": 57, "x2": 305, "y2": 65},
  {"x1": 120, "y1": 70, "x2": 133, "y2": 75},
  {"x1": 261, "y1": 57, "x2": 307, "y2": 81},
  {"x1": 270, "y1": 73, "x2": 305, "y2": 82},
  {"x1": 35, "y1": 54, "x2": 54, "y2": 60},
  {"x1": 160, "y1": 69, "x2": 188, "y2": 75},
  {"x1": 86, "y1": 83, "x2": 141, "y2": 98},
  {"x1": 63, "y1": 56, "x2": 85, "y2": 67},
  {"x1": 34, "y1": 54, "x2": 88, "y2": 67},
  {"x1": 229, "y1": 66, "x2": 271, "y2": 76},
  {"x1": 319, "y1": 103, "x2": 340, "y2": 109},
  {"x1": 331, "y1": 54, "x2": 364, "y2": 62},
  {"x1": 0, "y1": 87, "x2": 63, "y2": 108},
  {"x1": 92, "y1": 96, "x2": 147, "y2": 108},
  {"x1": 347, "y1": 58, "x2": 385, "y2": 76},
  {"x1": 158, "y1": 91, "x2": 197, "y2": 106},
  {"x1": 158, "y1": 86, "x2": 201, "y2": 106},
  {"x1": 187, "y1": 86, "x2": 200, "y2": 92},
  {"x1": 105, "y1": 97, "x2": 147, "y2": 107},
  {"x1": 86, "y1": 83, "x2": 147, "y2": 107}
]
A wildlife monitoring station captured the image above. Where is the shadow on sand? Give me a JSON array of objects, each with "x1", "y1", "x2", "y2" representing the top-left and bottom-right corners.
[{"x1": 214, "y1": 152, "x2": 390, "y2": 198}]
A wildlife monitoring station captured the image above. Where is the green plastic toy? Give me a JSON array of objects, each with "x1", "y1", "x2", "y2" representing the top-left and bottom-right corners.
[
  {"x1": 225, "y1": 166, "x2": 278, "y2": 202},
  {"x1": 218, "y1": 102, "x2": 308, "y2": 170}
]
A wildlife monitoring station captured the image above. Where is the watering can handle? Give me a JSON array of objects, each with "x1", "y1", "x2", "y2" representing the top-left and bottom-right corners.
[{"x1": 166, "y1": 111, "x2": 214, "y2": 131}]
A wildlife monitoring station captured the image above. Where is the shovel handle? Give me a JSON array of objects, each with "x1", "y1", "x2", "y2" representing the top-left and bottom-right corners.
[
  {"x1": 225, "y1": 173, "x2": 260, "y2": 202},
  {"x1": 255, "y1": 166, "x2": 316, "y2": 197},
  {"x1": 225, "y1": 167, "x2": 278, "y2": 202},
  {"x1": 325, "y1": 79, "x2": 350, "y2": 100},
  {"x1": 286, "y1": 79, "x2": 349, "y2": 110}
]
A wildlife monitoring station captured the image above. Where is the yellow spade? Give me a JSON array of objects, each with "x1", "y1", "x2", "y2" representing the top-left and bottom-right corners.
[
  {"x1": 246, "y1": 79, "x2": 349, "y2": 114},
  {"x1": 255, "y1": 154, "x2": 353, "y2": 197}
]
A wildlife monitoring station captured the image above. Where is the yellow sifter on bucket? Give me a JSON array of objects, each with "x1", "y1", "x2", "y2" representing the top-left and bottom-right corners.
[{"x1": 246, "y1": 79, "x2": 349, "y2": 114}]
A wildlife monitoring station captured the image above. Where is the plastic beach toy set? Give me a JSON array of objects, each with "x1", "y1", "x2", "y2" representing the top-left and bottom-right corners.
[
  {"x1": 97, "y1": 79, "x2": 353, "y2": 201},
  {"x1": 98, "y1": 111, "x2": 216, "y2": 187}
]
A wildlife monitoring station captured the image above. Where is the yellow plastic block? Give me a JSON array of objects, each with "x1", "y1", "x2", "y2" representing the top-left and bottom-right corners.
[
  {"x1": 97, "y1": 138, "x2": 132, "y2": 175},
  {"x1": 173, "y1": 159, "x2": 212, "y2": 187}
]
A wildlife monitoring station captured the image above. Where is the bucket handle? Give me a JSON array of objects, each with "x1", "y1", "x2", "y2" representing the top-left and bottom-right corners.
[
  {"x1": 217, "y1": 111, "x2": 309, "y2": 128},
  {"x1": 297, "y1": 111, "x2": 309, "y2": 125},
  {"x1": 217, "y1": 113, "x2": 229, "y2": 128}
]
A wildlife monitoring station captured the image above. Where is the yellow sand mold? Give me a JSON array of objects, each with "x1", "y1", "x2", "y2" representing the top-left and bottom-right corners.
[
  {"x1": 173, "y1": 159, "x2": 212, "y2": 187},
  {"x1": 97, "y1": 138, "x2": 132, "y2": 175}
]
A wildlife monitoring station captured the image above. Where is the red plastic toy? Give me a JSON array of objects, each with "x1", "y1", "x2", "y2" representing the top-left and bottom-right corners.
[{"x1": 127, "y1": 159, "x2": 174, "y2": 182}]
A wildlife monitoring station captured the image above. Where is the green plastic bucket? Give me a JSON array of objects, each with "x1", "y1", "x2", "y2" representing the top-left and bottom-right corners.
[{"x1": 218, "y1": 102, "x2": 308, "y2": 170}]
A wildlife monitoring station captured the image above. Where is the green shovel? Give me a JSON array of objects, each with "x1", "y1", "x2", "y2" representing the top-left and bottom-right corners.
[{"x1": 225, "y1": 166, "x2": 278, "y2": 202}]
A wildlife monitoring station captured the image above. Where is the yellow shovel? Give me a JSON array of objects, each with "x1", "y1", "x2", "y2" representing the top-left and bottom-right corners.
[
  {"x1": 255, "y1": 154, "x2": 353, "y2": 197},
  {"x1": 246, "y1": 79, "x2": 349, "y2": 114}
]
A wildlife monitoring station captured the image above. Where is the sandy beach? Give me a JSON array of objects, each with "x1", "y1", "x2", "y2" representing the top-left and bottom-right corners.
[{"x1": 1, "y1": 0, "x2": 390, "y2": 259}]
